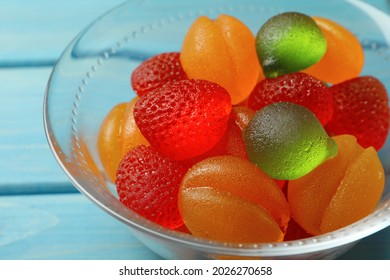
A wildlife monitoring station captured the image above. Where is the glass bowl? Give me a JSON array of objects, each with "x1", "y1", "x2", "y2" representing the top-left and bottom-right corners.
[{"x1": 44, "y1": 0, "x2": 390, "y2": 259}]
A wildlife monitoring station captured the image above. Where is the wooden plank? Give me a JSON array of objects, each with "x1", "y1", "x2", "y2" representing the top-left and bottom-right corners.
[
  {"x1": 0, "y1": 0, "x2": 125, "y2": 66},
  {"x1": 0, "y1": 193, "x2": 162, "y2": 260},
  {"x1": 0, "y1": 67, "x2": 75, "y2": 194}
]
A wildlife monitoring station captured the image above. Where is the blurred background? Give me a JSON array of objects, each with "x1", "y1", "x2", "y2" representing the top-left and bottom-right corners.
[{"x1": 0, "y1": 0, "x2": 389, "y2": 259}]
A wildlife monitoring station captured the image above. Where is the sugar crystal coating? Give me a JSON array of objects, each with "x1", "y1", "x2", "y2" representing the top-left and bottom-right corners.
[
  {"x1": 131, "y1": 52, "x2": 187, "y2": 97},
  {"x1": 326, "y1": 76, "x2": 390, "y2": 150},
  {"x1": 116, "y1": 145, "x2": 186, "y2": 229},
  {"x1": 248, "y1": 72, "x2": 334, "y2": 125},
  {"x1": 133, "y1": 79, "x2": 232, "y2": 160}
]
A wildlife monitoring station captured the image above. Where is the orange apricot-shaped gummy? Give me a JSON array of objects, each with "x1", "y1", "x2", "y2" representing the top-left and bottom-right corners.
[
  {"x1": 97, "y1": 103, "x2": 127, "y2": 182},
  {"x1": 121, "y1": 96, "x2": 149, "y2": 155},
  {"x1": 288, "y1": 135, "x2": 384, "y2": 235},
  {"x1": 98, "y1": 98, "x2": 150, "y2": 182},
  {"x1": 179, "y1": 156, "x2": 290, "y2": 243},
  {"x1": 72, "y1": 134, "x2": 103, "y2": 184},
  {"x1": 303, "y1": 16, "x2": 364, "y2": 84},
  {"x1": 180, "y1": 15, "x2": 260, "y2": 105}
]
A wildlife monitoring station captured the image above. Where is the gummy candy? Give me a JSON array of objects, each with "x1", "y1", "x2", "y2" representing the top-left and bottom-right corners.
[
  {"x1": 283, "y1": 218, "x2": 312, "y2": 241},
  {"x1": 220, "y1": 119, "x2": 248, "y2": 160},
  {"x1": 256, "y1": 12, "x2": 327, "y2": 78},
  {"x1": 326, "y1": 76, "x2": 390, "y2": 150},
  {"x1": 116, "y1": 145, "x2": 186, "y2": 229},
  {"x1": 303, "y1": 16, "x2": 364, "y2": 84},
  {"x1": 288, "y1": 135, "x2": 385, "y2": 235},
  {"x1": 248, "y1": 72, "x2": 334, "y2": 126},
  {"x1": 97, "y1": 102, "x2": 127, "y2": 182},
  {"x1": 243, "y1": 102, "x2": 338, "y2": 180},
  {"x1": 102, "y1": 12, "x2": 387, "y2": 241},
  {"x1": 179, "y1": 186, "x2": 282, "y2": 243},
  {"x1": 178, "y1": 156, "x2": 290, "y2": 243},
  {"x1": 131, "y1": 52, "x2": 187, "y2": 97},
  {"x1": 180, "y1": 117, "x2": 248, "y2": 169},
  {"x1": 230, "y1": 106, "x2": 256, "y2": 131},
  {"x1": 180, "y1": 14, "x2": 260, "y2": 105},
  {"x1": 98, "y1": 98, "x2": 149, "y2": 182},
  {"x1": 121, "y1": 96, "x2": 149, "y2": 155},
  {"x1": 133, "y1": 79, "x2": 232, "y2": 160}
]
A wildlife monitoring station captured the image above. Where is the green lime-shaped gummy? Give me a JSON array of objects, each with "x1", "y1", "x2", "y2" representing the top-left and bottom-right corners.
[
  {"x1": 256, "y1": 12, "x2": 327, "y2": 78},
  {"x1": 243, "y1": 102, "x2": 337, "y2": 180}
]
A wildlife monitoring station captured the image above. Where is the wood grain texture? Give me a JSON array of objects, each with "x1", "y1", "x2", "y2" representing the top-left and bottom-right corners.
[
  {"x1": 0, "y1": 0, "x2": 125, "y2": 66},
  {"x1": 0, "y1": 0, "x2": 389, "y2": 260},
  {"x1": 0, "y1": 193, "x2": 162, "y2": 260},
  {"x1": 0, "y1": 67, "x2": 76, "y2": 194}
]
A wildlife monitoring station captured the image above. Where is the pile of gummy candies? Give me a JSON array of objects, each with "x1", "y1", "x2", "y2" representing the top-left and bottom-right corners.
[{"x1": 97, "y1": 12, "x2": 390, "y2": 243}]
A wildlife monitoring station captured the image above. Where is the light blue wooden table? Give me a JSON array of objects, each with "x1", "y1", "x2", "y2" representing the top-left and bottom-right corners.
[{"x1": 0, "y1": 0, "x2": 389, "y2": 260}]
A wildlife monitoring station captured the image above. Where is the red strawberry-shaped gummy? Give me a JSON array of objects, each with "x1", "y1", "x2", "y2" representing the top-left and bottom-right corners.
[
  {"x1": 133, "y1": 79, "x2": 232, "y2": 160},
  {"x1": 180, "y1": 106, "x2": 256, "y2": 168},
  {"x1": 115, "y1": 145, "x2": 186, "y2": 229},
  {"x1": 283, "y1": 218, "x2": 312, "y2": 241},
  {"x1": 248, "y1": 72, "x2": 334, "y2": 125},
  {"x1": 326, "y1": 76, "x2": 390, "y2": 150},
  {"x1": 131, "y1": 52, "x2": 187, "y2": 97},
  {"x1": 181, "y1": 117, "x2": 248, "y2": 168}
]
